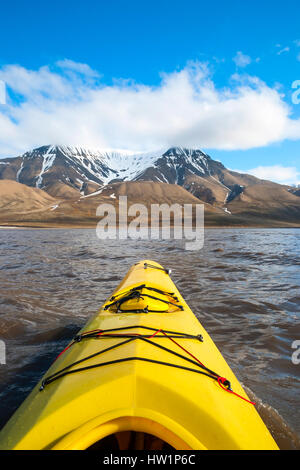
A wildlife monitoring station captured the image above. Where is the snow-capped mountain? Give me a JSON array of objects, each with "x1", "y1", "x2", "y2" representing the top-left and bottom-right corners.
[
  {"x1": 1, "y1": 145, "x2": 299, "y2": 211},
  {"x1": 135, "y1": 147, "x2": 223, "y2": 184},
  {"x1": 1, "y1": 144, "x2": 300, "y2": 227},
  {"x1": 0, "y1": 145, "x2": 226, "y2": 192}
]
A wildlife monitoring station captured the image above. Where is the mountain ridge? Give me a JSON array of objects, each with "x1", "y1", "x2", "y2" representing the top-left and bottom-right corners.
[
  {"x1": 0, "y1": 145, "x2": 300, "y2": 228},
  {"x1": 0, "y1": 145, "x2": 216, "y2": 187},
  {"x1": 0, "y1": 144, "x2": 256, "y2": 199}
]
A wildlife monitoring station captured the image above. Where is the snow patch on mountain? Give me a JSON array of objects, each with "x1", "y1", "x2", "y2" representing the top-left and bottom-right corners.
[{"x1": 36, "y1": 146, "x2": 57, "y2": 188}]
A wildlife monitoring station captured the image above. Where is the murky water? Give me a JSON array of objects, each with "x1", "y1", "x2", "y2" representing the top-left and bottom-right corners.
[{"x1": 0, "y1": 228, "x2": 299, "y2": 449}]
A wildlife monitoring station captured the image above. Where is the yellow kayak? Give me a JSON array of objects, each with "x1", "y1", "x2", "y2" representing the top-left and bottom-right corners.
[{"x1": 0, "y1": 260, "x2": 278, "y2": 450}]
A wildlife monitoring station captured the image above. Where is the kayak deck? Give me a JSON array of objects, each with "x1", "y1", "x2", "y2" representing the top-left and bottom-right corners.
[{"x1": 0, "y1": 260, "x2": 278, "y2": 450}]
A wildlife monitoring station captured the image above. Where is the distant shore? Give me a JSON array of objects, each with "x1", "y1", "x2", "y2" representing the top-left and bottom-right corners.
[{"x1": 1, "y1": 223, "x2": 300, "y2": 230}]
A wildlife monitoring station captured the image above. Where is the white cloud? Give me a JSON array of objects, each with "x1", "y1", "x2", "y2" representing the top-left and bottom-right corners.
[
  {"x1": 277, "y1": 46, "x2": 290, "y2": 55},
  {"x1": 56, "y1": 59, "x2": 100, "y2": 78},
  {"x1": 243, "y1": 165, "x2": 300, "y2": 185},
  {"x1": 0, "y1": 60, "x2": 300, "y2": 157},
  {"x1": 233, "y1": 51, "x2": 251, "y2": 68}
]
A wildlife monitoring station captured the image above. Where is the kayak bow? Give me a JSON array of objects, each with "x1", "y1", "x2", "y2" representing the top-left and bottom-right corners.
[{"x1": 0, "y1": 260, "x2": 278, "y2": 450}]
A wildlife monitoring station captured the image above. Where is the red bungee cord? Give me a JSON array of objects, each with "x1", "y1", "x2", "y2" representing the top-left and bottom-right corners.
[
  {"x1": 217, "y1": 377, "x2": 256, "y2": 405},
  {"x1": 158, "y1": 329, "x2": 255, "y2": 405}
]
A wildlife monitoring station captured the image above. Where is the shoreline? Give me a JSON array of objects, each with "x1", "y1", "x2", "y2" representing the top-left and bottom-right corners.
[{"x1": 1, "y1": 224, "x2": 300, "y2": 230}]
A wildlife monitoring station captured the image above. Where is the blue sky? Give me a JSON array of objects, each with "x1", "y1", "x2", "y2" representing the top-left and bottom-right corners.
[{"x1": 0, "y1": 0, "x2": 300, "y2": 184}]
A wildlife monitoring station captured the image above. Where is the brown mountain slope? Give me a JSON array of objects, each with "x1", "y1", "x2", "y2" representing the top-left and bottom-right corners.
[
  {"x1": 0, "y1": 180, "x2": 57, "y2": 214},
  {"x1": 183, "y1": 169, "x2": 261, "y2": 206},
  {"x1": 227, "y1": 180, "x2": 300, "y2": 224},
  {"x1": 45, "y1": 182, "x2": 226, "y2": 224},
  {"x1": 101, "y1": 181, "x2": 212, "y2": 205},
  {"x1": 0, "y1": 181, "x2": 235, "y2": 227},
  {"x1": 45, "y1": 182, "x2": 82, "y2": 199},
  {"x1": 184, "y1": 174, "x2": 228, "y2": 205}
]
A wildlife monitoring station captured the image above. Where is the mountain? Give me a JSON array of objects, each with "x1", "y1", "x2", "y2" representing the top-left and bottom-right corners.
[
  {"x1": 0, "y1": 145, "x2": 164, "y2": 191},
  {"x1": 227, "y1": 180, "x2": 300, "y2": 224},
  {"x1": 0, "y1": 180, "x2": 227, "y2": 228},
  {"x1": 0, "y1": 145, "x2": 300, "y2": 227},
  {"x1": 0, "y1": 145, "x2": 266, "y2": 206},
  {"x1": 0, "y1": 180, "x2": 56, "y2": 214},
  {"x1": 0, "y1": 145, "x2": 253, "y2": 200}
]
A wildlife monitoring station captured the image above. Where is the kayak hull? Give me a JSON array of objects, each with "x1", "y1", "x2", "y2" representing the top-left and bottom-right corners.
[{"x1": 0, "y1": 260, "x2": 278, "y2": 450}]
